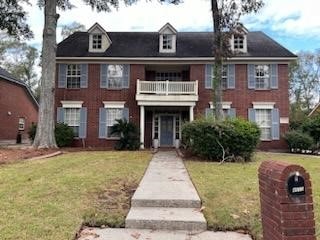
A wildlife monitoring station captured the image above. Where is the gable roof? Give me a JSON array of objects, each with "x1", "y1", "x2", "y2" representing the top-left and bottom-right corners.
[
  {"x1": 57, "y1": 31, "x2": 296, "y2": 59},
  {"x1": 159, "y1": 23, "x2": 177, "y2": 34},
  {"x1": 0, "y1": 67, "x2": 38, "y2": 108}
]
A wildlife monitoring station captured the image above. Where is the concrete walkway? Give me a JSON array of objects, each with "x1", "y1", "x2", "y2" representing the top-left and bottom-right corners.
[{"x1": 78, "y1": 151, "x2": 252, "y2": 240}]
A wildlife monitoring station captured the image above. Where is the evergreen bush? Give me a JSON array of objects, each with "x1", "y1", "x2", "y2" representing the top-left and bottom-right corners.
[{"x1": 182, "y1": 118, "x2": 260, "y2": 162}]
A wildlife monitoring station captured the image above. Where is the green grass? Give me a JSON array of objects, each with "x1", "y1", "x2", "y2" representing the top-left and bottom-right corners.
[
  {"x1": 185, "y1": 152, "x2": 320, "y2": 240},
  {"x1": 0, "y1": 151, "x2": 151, "y2": 240}
]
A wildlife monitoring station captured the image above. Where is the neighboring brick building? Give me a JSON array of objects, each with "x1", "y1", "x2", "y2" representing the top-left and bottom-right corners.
[
  {"x1": 55, "y1": 23, "x2": 296, "y2": 150},
  {"x1": 0, "y1": 67, "x2": 38, "y2": 143}
]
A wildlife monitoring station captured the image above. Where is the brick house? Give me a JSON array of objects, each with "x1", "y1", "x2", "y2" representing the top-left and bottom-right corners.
[
  {"x1": 55, "y1": 23, "x2": 296, "y2": 150},
  {"x1": 0, "y1": 67, "x2": 38, "y2": 143}
]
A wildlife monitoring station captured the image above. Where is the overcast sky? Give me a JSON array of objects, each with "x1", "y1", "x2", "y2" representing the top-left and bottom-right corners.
[{"x1": 24, "y1": 0, "x2": 320, "y2": 53}]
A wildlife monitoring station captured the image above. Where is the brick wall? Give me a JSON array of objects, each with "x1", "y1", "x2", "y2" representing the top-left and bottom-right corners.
[
  {"x1": 259, "y1": 161, "x2": 316, "y2": 240},
  {"x1": 55, "y1": 64, "x2": 144, "y2": 148},
  {"x1": 191, "y1": 64, "x2": 289, "y2": 150},
  {"x1": 0, "y1": 79, "x2": 38, "y2": 141},
  {"x1": 55, "y1": 63, "x2": 290, "y2": 150}
]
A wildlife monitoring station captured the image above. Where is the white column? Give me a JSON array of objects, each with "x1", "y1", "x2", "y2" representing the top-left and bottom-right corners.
[
  {"x1": 140, "y1": 105, "x2": 145, "y2": 149},
  {"x1": 189, "y1": 106, "x2": 194, "y2": 122}
]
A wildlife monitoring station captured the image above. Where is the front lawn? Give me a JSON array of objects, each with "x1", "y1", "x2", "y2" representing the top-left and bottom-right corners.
[
  {"x1": 185, "y1": 152, "x2": 320, "y2": 240},
  {"x1": 0, "y1": 151, "x2": 151, "y2": 240}
]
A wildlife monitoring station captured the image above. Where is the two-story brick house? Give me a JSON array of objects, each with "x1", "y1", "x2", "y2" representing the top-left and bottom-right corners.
[{"x1": 55, "y1": 23, "x2": 296, "y2": 150}]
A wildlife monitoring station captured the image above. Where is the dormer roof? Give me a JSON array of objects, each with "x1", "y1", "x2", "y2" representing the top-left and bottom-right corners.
[
  {"x1": 88, "y1": 23, "x2": 112, "y2": 44},
  {"x1": 158, "y1": 23, "x2": 177, "y2": 34}
]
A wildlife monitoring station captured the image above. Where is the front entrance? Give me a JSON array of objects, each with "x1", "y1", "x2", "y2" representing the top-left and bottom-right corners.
[{"x1": 160, "y1": 116, "x2": 174, "y2": 147}]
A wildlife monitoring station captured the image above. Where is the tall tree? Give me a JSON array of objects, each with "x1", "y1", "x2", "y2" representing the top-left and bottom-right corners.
[
  {"x1": 210, "y1": 0, "x2": 263, "y2": 120},
  {"x1": 0, "y1": 0, "x2": 32, "y2": 39},
  {"x1": 61, "y1": 21, "x2": 86, "y2": 39},
  {"x1": 0, "y1": 33, "x2": 39, "y2": 91},
  {"x1": 289, "y1": 51, "x2": 320, "y2": 112},
  {"x1": 34, "y1": 0, "x2": 180, "y2": 148}
]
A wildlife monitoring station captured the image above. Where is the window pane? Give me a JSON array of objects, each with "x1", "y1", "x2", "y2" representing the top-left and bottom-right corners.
[
  {"x1": 108, "y1": 65, "x2": 123, "y2": 88},
  {"x1": 64, "y1": 108, "x2": 80, "y2": 137},
  {"x1": 92, "y1": 34, "x2": 102, "y2": 49},
  {"x1": 163, "y1": 34, "x2": 173, "y2": 50},
  {"x1": 255, "y1": 65, "x2": 270, "y2": 89},
  {"x1": 67, "y1": 64, "x2": 81, "y2": 88},
  {"x1": 255, "y1": 109, "x2": 272, "y2": 140},
  {"x1": 106, "y1": 108, "x2": 123, "y2": 138}
]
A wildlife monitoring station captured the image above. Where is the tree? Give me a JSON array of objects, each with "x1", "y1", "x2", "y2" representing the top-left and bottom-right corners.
[
  {"x1": 210, "y1": 0, "x2": 264, "y2": 120},
  {"x1": 33, "y1": 0, "x2": 180, "y2": 148},
  {"x1": 289, "y1": 51, "x2": 320, "y2": 112},
  {"x1": 0, "y1": 0, "x2": 32, "y2": 39},
  {"x1": 61, "y1": 21, "x2": 86, "y2": 39},
  {"x1": 0, "y1": 33, "x2": 39, "y2": 91}
]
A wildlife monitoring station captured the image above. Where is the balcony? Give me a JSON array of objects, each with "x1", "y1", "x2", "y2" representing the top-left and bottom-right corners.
[{"x1": 136, "y1": 79, "x2": 199, "y2": 106}]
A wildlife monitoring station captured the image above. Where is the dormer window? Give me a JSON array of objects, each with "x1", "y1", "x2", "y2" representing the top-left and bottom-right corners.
[
  {"x1": 163, "y1": 34, "x2": 173, "y2": 50},
  {"x1": 92, "y1": 34, "x2": 102, "y2": 49},
  {"x1": 88, "y1": 23, "x2": 112, "y2": 53},
  {"x1": 230, "y1": 24, "x2": 248, "y2": 53},
  {"x1": 234, "y1": 35, "x2": 244, "y2": 50},
  {"x1": 159, "y1": 23, "x2": 177, "y2": 53}
]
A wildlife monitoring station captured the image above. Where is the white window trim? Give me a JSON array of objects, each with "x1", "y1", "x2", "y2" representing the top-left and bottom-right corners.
[
  {"x1": 252, "y1": 102, "x2": 275, "y2": 109},
  {"x1": 209, "y1": 101, "x2": 232, "y2": 109},
  {"x1": 61, "y1": 101, "x2": 83, "y2": 108},
  {"x1": 159, "y1": 34, "x2": 176, "y2": 53},
  {"x1": 230, "y1": 34, "x2": 247, "y2": 53},
  {"x1": 103, "y1": 101, "x2": 125, "y2": 109}
]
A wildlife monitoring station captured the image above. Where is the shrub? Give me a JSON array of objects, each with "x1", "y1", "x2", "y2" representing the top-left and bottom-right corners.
[
  {"x1": 182, "y1": 118, "x2": 261, "y2": 162},
  {"x1": 284, "y1": 130, "x2": 313, "y2": 153},
  {"x1": 110, "y1": 119, "x2": 140, "y2": 150},
  {"x1": 28, "y1": 123, "x2": 74, "y2": 147},
  {"x1": 55, "y1": 123, "x2": 74, "y2": 147},
  {"x1": 301, "y1": 116, "x2": 320, "y2": 144}
]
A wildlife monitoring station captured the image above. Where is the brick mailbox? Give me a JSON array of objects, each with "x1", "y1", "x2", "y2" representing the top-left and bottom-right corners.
[{"x1": 258, "y1": 160, "x2": 316, "y2": 240}]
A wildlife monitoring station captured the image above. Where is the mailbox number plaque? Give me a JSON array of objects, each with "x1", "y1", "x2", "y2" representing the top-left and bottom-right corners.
[{"x1": 287, "y1": 172, "x2": 305, "y2": 196}]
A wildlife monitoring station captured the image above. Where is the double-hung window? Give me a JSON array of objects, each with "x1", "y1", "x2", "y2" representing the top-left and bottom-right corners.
[
  {"x1": 107, "y1": 65, "x2": 124, "y2": 88},
  {"x1": 106, "y1": 108, "x2": 123, "y2": 138},
  {"x1": 18, "y1": 118, "x2": 25, "y2": 131},
  {"x1": 248, "y1": 103, "x2": 280, "y2": 141},
  {"x1": 67, "y1": 64, "x2": 81, "y2": 88},
  {"x1": 92, "y1": 34, "x2": 102, "y2": 49},
  {"x1": 248, "y1": 64, "x2": 278, "y2": 90},
  {"x1": 64, "y1": 108, "x2": 81, "y2": 137},
  {"x1": 57, "y1": 101, "x2": 87, "y2": 139},
  {"x1": 100, "y1": 64, "x2": 130, "y2": 89},
  {"x1": 255, "y1": 65, "x2": 270, "y2": 89},
  {"x1": 221, "y1": 65, "x2": 228, "y2": 89},
  {"x1": 255, "y1": 109, "x2": 272, "y2": 140},
  {"x1": 98, "y1": 102, "x2": 129, "y2": 139},
  {"x1": 163, "y1": 34, "x2": 173, "y2": 50}
]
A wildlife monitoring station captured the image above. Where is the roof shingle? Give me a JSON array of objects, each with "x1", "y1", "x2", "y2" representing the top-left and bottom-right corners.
[{"x1": 57, "y1": 31, "x2": 296, "y2": 58}]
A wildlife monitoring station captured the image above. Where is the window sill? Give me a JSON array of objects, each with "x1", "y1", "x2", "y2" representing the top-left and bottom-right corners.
[
  {"x1": 260, "y1": 139, "x2": 272, "y2": 142},
  {"x1": 106, "y1": 137, "x2": 120, "y2": 140}
]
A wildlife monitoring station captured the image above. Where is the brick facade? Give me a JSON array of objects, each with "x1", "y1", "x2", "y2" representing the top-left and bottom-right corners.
[
  {"x1": 0, "y1": 79, "x2": 38, "y2": 141},
  {"x1": 55, "y1": 62, "x2": 290, "y2": 150}
]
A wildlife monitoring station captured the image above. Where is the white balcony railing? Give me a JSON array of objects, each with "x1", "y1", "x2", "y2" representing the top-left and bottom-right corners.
[{"x1": 137, "y1": 79, "x2": 198, "y2": 96}]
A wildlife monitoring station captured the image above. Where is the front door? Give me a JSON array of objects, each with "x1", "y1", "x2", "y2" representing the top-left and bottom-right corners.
[{"x1": 160, "y1": 116, "x2": 174, "y2": 146}]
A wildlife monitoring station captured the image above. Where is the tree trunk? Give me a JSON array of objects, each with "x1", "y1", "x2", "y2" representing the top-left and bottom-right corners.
[
  {"x1": 33, "y1": 0, "x2": 58, "y2": 148},
  {"x1": 211, "y1": 0, "x2": 224, "y2": 120}
]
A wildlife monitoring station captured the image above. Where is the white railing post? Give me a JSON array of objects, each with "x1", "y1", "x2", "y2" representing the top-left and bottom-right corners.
[
  {"x1": 195, "y1": 80, "x2": 198, "y2": 95},
  {"x1": 137, "y1": 79, "x2": 140, "y2": 94},
  {"x1": 166, "y1": 80, "x2": 169, "y2": 95}
]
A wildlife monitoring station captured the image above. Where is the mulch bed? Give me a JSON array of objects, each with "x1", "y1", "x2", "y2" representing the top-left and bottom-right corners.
[{"x1": 0, "y1": 148, "x2": 58, "y2": 164}]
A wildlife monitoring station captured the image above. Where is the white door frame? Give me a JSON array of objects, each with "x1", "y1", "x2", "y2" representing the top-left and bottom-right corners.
[{"x1": 152, "y1": 112, "x2": 181, "y2": 147}]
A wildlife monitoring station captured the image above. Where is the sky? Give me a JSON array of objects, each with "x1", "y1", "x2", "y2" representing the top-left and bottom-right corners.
[{"x1": 23, "y1": 0, "x2": 320, "y2": 53}]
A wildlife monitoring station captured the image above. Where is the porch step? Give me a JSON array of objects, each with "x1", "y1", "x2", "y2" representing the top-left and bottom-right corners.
[{"x1": 125, "y1": 207, "x2": 207, "y2": 231}]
